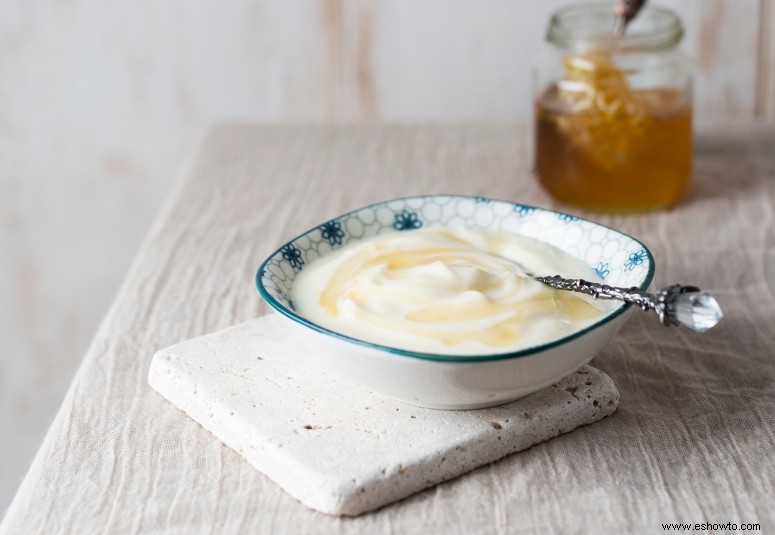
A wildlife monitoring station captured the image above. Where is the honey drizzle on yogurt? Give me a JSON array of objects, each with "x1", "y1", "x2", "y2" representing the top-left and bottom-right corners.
[{"x1": 292, "y1": 228, "x2": 609, "y2": 355}]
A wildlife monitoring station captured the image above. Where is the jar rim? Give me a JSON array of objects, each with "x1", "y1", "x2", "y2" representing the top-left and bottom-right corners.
[{"x1": 547, "y1": 2, "x2": 684, "y2": 52}]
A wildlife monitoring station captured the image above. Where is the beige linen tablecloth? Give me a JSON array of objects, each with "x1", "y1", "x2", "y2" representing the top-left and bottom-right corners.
[{"x1": 2, "y1": 124, "x2": 773, "y2": 534}]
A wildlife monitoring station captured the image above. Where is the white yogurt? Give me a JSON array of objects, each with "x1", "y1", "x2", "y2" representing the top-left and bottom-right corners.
[{"x1": 292, "y1": 227, "x2": 611, "y2": 355}]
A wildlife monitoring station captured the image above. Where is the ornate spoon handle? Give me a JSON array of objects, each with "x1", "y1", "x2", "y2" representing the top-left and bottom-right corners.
[{"x1": 534, "y1": 275, "x2": 723, "y2": 332}]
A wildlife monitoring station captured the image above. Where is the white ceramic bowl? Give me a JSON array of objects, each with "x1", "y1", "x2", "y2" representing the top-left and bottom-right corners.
[{"x1": 257, "y1": 195, "x2": 653, "y2": 409}]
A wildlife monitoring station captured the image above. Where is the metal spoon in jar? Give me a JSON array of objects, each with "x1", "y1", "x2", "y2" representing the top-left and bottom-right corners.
[
  {"x1": 534, "y1": 275, "x2": 723, "y2": 332},
  {"x1": 613, "y1": 0, "x2": 648, "y2": 37}
]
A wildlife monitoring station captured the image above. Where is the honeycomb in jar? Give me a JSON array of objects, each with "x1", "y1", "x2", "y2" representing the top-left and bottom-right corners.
[{"x1": 554, "y1": 51, "x2": 647, "y2": 170}]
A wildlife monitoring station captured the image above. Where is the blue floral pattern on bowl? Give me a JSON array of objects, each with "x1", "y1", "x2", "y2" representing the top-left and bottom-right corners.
[
  {"x1": 558, "y1": 213, "x2": 580, "y2": 224},
  {"x1": 258, "y1": 195, "x2": 654, "y2": 327},
  {"x1": 393, "y1": 209, "x2": 423, "y2": 231},
  {"x1": 513, "y1": 204, "x2": 536, "y2": 218},
  {"x1": 280, "y1": 244, "x2": 304, "y2": 271},
  {"x1": 594, "y1": 261, "x2": 610, "y2": 280},
  {"x1": 319, "y1": 220, "x2": 345, "y2": 246},
  {"x1": 623, "y1": 249, "x2": 648, "y2": 272}
]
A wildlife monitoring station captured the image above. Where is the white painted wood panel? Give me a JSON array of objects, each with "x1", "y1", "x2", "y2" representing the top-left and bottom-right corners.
[
  {"x1": 758, "y1": 0, "x2": 775, "y2": 119},
  {"x1": 661, "y1": 0, "x2": 762, "y2": 121},
  {"x1": 342, "y1": 0, "x2": 569, "y2": 120},
  {"x1": 345, "y1": 0, "x2": 765, "y2": 122},
  {"x1": 0, "y1": 0, "x2": 342, "y2": 512}
]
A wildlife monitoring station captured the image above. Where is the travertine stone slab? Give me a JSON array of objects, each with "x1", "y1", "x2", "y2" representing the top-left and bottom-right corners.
[{"x1": 148, "y1": 314, "x2": 619, "y2": 516}]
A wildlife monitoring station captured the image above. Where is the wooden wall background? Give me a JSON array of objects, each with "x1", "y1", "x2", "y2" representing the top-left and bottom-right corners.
[{"x1": 0, "y1": 0, "x2": 773, "y2": 514}]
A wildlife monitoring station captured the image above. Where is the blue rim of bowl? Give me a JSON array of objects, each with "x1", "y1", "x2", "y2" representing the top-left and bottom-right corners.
[{"x1": 256, "y1": 194, "x2": 655, "y2": 363}]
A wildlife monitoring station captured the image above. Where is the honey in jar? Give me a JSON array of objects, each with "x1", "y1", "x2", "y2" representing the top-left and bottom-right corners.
[{"x1": 533, "y1": 4, "x2": 692, "y2": 212}]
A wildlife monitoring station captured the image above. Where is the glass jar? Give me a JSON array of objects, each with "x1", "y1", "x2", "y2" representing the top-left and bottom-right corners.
[{"x1": 533, "y1": 3, "x2": 692, "y2": 212}]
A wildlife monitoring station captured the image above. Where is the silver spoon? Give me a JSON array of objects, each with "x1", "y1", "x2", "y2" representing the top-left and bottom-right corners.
[
  {"x1": 613, "y1": 0, "x2": 648, "y2": 37},
  {"x1": 534, "y1": 275, "x2": 723, "y2": 332}
]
